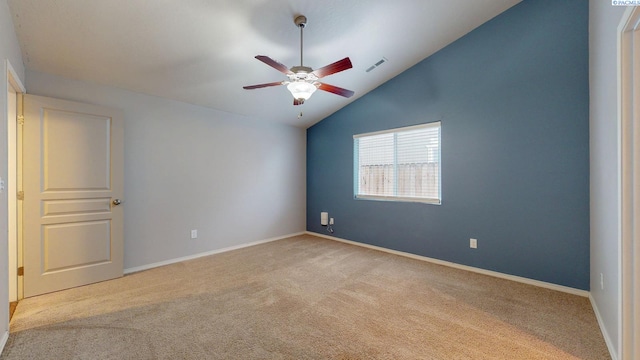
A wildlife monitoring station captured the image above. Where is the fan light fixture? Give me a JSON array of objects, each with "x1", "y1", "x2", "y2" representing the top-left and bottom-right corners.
[{"x1": 287, "y1": 81, "x2": 317, "y2": 102}]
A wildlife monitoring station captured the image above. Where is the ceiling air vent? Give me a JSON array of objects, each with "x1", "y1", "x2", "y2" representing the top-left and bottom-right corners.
[{"x1": 366, "y1": 57, "x2": 388, "y2": 73}]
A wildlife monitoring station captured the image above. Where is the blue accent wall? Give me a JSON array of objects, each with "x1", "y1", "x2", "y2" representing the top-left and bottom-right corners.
[{"x1": 306, "y1": 0, "x2": 589, "y2": 290}]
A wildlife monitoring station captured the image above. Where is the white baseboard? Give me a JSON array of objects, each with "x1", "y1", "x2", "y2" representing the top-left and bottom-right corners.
[
  {"x1": 307, "y1": 231, "x2": 590, "y2": 297},
  {"x1": 589, "y1": 294, "x2": 618, "y2": 360},
  {"x1": 124, "y1": 232, "x2": 305, "y2": 275},
  {"x1": 0, "y1": 330, "x2": 9, "y2": 356}
]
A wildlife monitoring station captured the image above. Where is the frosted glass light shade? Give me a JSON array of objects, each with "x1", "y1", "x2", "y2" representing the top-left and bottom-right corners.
[{"x1": 287, "y1": 81, "x2": 317, "y2": 100}]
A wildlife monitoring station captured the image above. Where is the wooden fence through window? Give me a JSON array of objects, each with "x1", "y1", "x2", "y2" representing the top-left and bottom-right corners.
[{"x1": 358, "y1": 163, "x2": 439, "y2": 198}]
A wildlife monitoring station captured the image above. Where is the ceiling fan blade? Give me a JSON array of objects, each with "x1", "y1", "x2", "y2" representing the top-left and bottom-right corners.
[
  {"x1": 243, "y1": 81, "x2": 284, "y2": 90},
  {"x1": 255, "y1": 55, "x2": 293, "y2": 75},
  {"x1": 311, "y1": 57, "x2": 353, "y2": 78},
  {"x1": 318, "y1": 83, "x2": 355, "y2": 98}
]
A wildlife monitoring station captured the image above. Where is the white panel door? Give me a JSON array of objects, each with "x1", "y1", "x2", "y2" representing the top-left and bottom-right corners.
[{"x1": 23, "y1": 94, "x2": 124, "y2": 297}]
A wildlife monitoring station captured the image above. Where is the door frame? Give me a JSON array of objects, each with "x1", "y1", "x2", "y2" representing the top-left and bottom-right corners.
[
  {"x1": 6, "y1": 60, "x2": 24, "y2": 304},
  {"x1": 618, "y1": 6, "x2": 639, "y2": 360}
]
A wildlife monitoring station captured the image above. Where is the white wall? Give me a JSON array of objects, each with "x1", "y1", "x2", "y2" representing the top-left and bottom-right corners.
[
  {"x1": 589, "y1": 1, "x2": 626, "y2": 358},
  {"x1": 0, "y1": 0, "x2": 24, "y2": 351},
  {"x1": 26, "y1": 70, "x2": 306, "y2": 270}
]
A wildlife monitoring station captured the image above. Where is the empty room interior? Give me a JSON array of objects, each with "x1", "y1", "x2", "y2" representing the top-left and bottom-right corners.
[{"x1": 0, "y1": 0, "x2": 638, "y2": 359}]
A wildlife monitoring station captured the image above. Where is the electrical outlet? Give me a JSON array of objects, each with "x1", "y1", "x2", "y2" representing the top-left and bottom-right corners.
[
  {"x1": 600, "y1": 273, "x2": 604, "y2": 290},
  {"x1": 191, "y1": 229, "x2": 198, "y2": 239},
  {"x1": 470, "y1": 238, "x2": 477, "y2": 249},
  {"x1": 329, "y1": 218, "x2": 334, "y2": 225}
]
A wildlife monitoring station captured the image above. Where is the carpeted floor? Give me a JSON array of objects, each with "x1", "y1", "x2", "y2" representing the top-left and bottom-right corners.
[{"x1": 2, "y1": 234, "x2": 610, "y2": 359}]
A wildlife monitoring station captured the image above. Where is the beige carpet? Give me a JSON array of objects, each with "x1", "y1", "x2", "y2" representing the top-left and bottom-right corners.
[{"x1": 2, "y1": 235, "x2": 609, "y2": 359}]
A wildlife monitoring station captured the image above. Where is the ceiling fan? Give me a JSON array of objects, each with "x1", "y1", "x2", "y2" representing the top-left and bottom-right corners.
[{"x1": 243, "y1": 15, "x2": 354, "y2": 105}]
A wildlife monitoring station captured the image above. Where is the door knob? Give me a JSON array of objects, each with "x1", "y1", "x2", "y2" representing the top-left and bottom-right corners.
[{"x1": 112, "y1": 199, "x2": 122, "y2": 206}]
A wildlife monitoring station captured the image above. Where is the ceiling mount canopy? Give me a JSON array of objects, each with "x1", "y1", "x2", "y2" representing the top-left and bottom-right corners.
[{"x1": 243, "y1": 14, "x2": 354, "y2": 106}]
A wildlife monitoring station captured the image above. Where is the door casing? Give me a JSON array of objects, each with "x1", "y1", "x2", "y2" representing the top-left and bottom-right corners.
[
  {"x1": 6, "y1": 61, "x2": 25, "y2": 303},
  {"x1": 618, "y1": 6, "x2": 640, "y2": 360}
]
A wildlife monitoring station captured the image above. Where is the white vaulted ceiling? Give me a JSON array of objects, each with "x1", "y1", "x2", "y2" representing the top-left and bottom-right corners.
[{"x1": 7, "y1": 0, "x2": 520, "y2": 128}]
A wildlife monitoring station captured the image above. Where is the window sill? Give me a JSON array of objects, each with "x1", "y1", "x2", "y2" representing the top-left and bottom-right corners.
[{"x1": 355, "y1": 195, "x2": 441, "y2": 205}]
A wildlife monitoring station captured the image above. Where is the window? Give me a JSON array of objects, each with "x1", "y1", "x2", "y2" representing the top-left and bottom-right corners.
[{"x1": 354, "y1": 122, "x2": 441, "y2": 204}]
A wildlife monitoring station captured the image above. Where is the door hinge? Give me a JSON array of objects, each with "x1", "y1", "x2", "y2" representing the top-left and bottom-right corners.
[
  {"x1": 17, "y1": 267, "x2": 24, "y2": 276},
  {"x1": 17, "y1": 115, "x2": 24, "y2": 126},
  {"x1": 17, "y1": 191, "x2": 24, "y2": 200}
]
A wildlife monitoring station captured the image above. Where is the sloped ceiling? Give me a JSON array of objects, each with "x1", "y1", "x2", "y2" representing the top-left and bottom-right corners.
[{"x1": 8, "y1": 0, "x2": 520, "y2": 128}]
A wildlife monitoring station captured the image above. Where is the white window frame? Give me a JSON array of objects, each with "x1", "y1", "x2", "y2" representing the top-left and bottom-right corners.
[{"x1": 353, "y1": 122, "x2": 441, "y2": 204}]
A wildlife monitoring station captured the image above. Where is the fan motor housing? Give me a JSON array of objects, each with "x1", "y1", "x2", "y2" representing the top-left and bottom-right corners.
[{"x1": 290, "y1": 66, "x2": 315, "y2": 80}]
